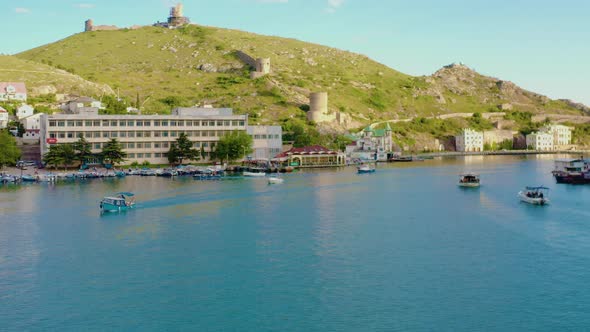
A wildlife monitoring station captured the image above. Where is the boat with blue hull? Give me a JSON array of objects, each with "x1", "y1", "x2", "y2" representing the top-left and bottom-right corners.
[
  {"x1": 357, "y1": 164, "x2": 376, "y2": 174},
  {"x1": 100, "y1": 192, "x2": 136, "y2": 213}
]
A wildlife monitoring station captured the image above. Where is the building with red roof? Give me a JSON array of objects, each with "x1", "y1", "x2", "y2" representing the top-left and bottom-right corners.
[
  {"x1": 273, "y1": 145, "x2": 346, "y2": 168},
  {"x1": 0, "y1": 82, "x2": 27, "y2": 102}
]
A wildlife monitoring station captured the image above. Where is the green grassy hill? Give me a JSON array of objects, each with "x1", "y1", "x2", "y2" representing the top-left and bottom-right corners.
[
  {"x1": 0, "y1": 55, "x2": 113, "y2": 98},
  {"x1": 16, "y1": 25, "x2": 585, "y2": 129}
]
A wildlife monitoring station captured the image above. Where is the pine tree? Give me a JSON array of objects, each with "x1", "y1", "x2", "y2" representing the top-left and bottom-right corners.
[
  {"x1": 101, "y1": 138, "x2": 127, "y2": 166},
  {"x1": 73, "y1": 134, "x2": 93, "y2": 164}
]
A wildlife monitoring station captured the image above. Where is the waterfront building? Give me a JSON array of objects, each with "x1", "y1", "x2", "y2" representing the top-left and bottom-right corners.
[
  {"x1": 16, "y1": 104, "x2": 34, "y2": 119},
  {"x1": 40, "y1": 107, "x2": 248, "y2": 165},
  {"x1": 541, "y1": 124, "x2": 572, "y2": 147},
  {"x1": 273, "y1": 145, "x2": 346, "y2": 168},
  {"x1": 526, "y1": 131, "x2": 554, "y2": 151},
  {"x1": 455, "y1": 129, "x2": 484, "y2": 152},
  {"x1": 347, "y1": 124, "x2": 393, "y2": 161},
  {"x1": 246, "y1": 125, "x2": 283, "y2": 161},
  {"x1": 0, "y1": 82, "x2": 27, "y2": 102},
  {"x1": 0, "y1": 107, "x2": 8, "y2": 129}
]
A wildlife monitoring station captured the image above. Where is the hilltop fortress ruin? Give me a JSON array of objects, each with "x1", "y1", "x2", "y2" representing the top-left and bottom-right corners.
[{"x1": 84, "y1": 2, "x2": 191, "y2": 32}]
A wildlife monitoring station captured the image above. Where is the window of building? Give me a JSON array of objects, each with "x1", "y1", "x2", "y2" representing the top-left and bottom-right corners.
[
  {"x1": 224, "y1": 120, "x2": 230, "y2": 126},
  {"x1": 136, "y1": 132, "x2": 143, "y2": 138},
  {"x1": 145, "y1": 142, "x2": 152, "y2": 148},
  {"x1": 119, "y1": 121, "x2": 126, "y2": 127},
  {"x1": 103, "y1": 132, "x2": 109, "y2": 138},
  {"x1": 94, "y1": 143, "x2": 101, "y2": 149},
  {"x1": 119, "y1": 132, "x2": 127, "y2": 138},
  {"x1": 93, "y1": 120, "x2": 101, "y2": 127},
  {"x1": 85, "y1": 132, "x2": 92, "y2": 138},
  {"x1": 127, "y1": 142, "x2": 135, "y2": 149},
  {"x1": 193, "y1": 142, "x2": 200, "y2": 148},
  {"x1": 232, "y1": 120, "x2": 238, "y2": 126},
  {"x1": 155, "y1": 153, "x2": 162, "y2": 158},
  {"x1": 177, "y1": 120, "x2": 184, "y2": 126},
  {"x1": 58, "y1": 121, "x2": 65, "y2": 127},
  {"x1": 58, "y1": 132, "x2": 66, "y2": 138},
  {"x1": 185, "y1": 121, "x2": 192, "y2": 126},
  {"x1": 49, "y1": 133, "x2": 56, "y2": 138},
  {"x1": 161, "y1": 120, "x2": 168, "y2": 126},
  {"x1": 239, "y1": 121, "x2": 245, "y2": 126},
  {"x1": 193, "y1": 131, "x2": 201, "y2": 137},
  {"x1": 144, "y1": 121, "x2": 151, "y2": 126},
  {"x1": 136, "y1": 121, "x2": 143, "y2": 127},
  {"x1": 154, "y1": 143, "x2": 161, "y2": 149},
  {"x1": 202, "y1": 142, "x2": 209, "y2": 148},
  {"x1": 207, "y1": 121, "x2": 214, "y2": 127},
  {"x1": 154, "y1": 121, "x2": 160, "y2": 127},
  {"x1": 162, "y1": 131, "x2": 169, "y2": 137},
  {"x1": 254, "y1": 134, "x2": 261, "y2": 139},
  {"x1": 111, "y1": 132, "x2": 118, "y2": 138},
  {"x1": 110, "y1": 121, "x2": 117, "y2": 127},
  {"x1": 65, "y1": 132, "x2": 73, "y2": 138},
  {"x1": 136, "y1": 143, "x2": 143, "y2": 149},
  {"x1": 128, "y1": 153, "x2": 135, "y2": 158},
  {"x1": 85, "y1": 121, "x2": 92, "y2": 127},
  {"x1": 170, "y1": 120, "x2": 177, "y2": 126},
  {"x1": 154, "y1": 131, "x2": 161, "y2": 137},
  {"x1": 93, "y1": 132, "x2": 100, "y2": 138},
  {"x1": 144, "y1": 132, "x2": 151, "y2": 138},
  {"x1": 102, "y1": 120, "x2": 109, "y2": 127},
  {"x1": 66, "y1": 120, "x2": 74, "y2": 127},
  {"x1": 137, "y1": 153, "x2": 144, "y2": 159},
  {"x1": 127, "y1": 121, "x2": 134, "y2": 127},
  {"x1": 128, "y1": 131, "x2": 135, "y2": 138},
  {"x1": 162, "y1": 142, "x2": 169, "y2": 148},
  {"x1": 49, "y1": 121, "x2": 57, "y2": 127},
  {"x1": 194, "y1": 121, "x2": 200, "y2": 126},
  {"x1": 144, "y1": 153, "x2": 152, "y2": 158},
  {"x1": 171, "y1": 131, "x2": 178, "y2": 138}
]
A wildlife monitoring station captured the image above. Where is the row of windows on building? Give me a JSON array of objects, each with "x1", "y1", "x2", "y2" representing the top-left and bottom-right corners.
[
  {"x1": 48, "y1": 119, "x2": 245, "y2": 128},
  {"x1": 48, "y1": 130, "x2": 242, "y2": 139},
  {"x1": 89, "y1": 141, "x2": 217, "y2": 150},
  {"x1": 253, "y1": 134, "x2": 281, "y2": 140},
  {"x1": 125, "y1": 152, "x2": 212, "y2": 159}
]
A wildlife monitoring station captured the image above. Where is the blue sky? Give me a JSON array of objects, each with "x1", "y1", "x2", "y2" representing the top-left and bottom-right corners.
[{"x1": 2, "y1": 0, "x2": 589, "y2": 105}]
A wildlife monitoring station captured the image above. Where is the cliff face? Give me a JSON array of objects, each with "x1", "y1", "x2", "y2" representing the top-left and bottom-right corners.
[{"x1": 15, "y1": 26, "x2": 585, "y2": 129}]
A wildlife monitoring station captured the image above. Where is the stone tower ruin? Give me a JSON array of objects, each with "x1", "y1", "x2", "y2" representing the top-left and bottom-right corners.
[
  {"x1": 85, "y1": 19, "x2": 94, "y2": 32},
  {"x1": 167, "y1": 3, "x2": 190, "y2": 28},
  {"x1": 307, "y1": 92, "x2": 331, "y2": 123}
]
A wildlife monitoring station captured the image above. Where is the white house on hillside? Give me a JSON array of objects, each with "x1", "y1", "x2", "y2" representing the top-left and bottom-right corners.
[
  {"x1": 61, "y1": 97, "x2": 103, "y2": 115},
  {"x1": 21, "y1": 113, "x2": 43, "y2": 140},
  {"x1": 455, "y1": 129, "x2": 484, "y2": 152},
  {"x1": 16, "y1": 104, "x2": 34, "y2": 119},
  {"x1": 0, "y1": 82, "x2": 27, "y2": 102},
  {"x1": 526, "y1": 131, "x2": 554, "y2": 151}
]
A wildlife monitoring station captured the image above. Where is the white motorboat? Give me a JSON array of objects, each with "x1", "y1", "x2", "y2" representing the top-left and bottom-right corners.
[
  {"x1": 458, "y1": 173, "x2": 480, "y2": 188},
  {"x1": 268, "y1": 176, "x2": 284, "y2": 184},
  {"x1": 518, "y1": 186, "x2": 550, "y2": 205},
  {"x1": 243, "y1": 171, "x2": 266, "y2": 177}
]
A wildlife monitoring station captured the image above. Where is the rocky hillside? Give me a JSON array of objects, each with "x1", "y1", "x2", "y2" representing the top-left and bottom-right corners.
[
  {"x1": 16, "y1": 25, "x2": 586, "y2": 129},
  {"x1": 0, "y1": 55, "x2": 113, "y2": 98}
]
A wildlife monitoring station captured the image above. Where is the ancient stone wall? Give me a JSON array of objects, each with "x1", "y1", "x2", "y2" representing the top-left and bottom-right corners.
[{"x1": 235, "y1": 51, "x2": 257, "y2": 68}]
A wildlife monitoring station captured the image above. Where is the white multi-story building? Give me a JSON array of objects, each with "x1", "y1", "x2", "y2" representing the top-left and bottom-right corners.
[
  {"x1": 455, "y1": 129, "x2": 484, "y2": 152},
  {"x1": 246, "y1": 125, "x2": 283, "y2": 160},
  {"x1": 21, "y1": 113, "x2": 43, "y2": 140},
  {"x1": 0, "y1": 82, "x2": 27, "y2": 102},
  {"x1": 526, "y1": 131, "x2": 554, "y2": 151},
  {"x1": 40, "y1": 107, "x2": 248, "y2": 165},
  {"x1": 541, "y1": 124, "x2": 572, "y2": 147},
  {"x1": 0, "y1": 107, "x2": 8, "y2": 129}
]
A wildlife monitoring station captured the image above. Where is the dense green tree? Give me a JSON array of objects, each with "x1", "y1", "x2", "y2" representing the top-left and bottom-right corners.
[
  {"x1": 167, "y1": 133, "x2": 199, "y2": 164},
  {"x1": 213, "y1": 131, "x2": 253, "y2": 163},
  {"x1": 101, "y1": 138, "x2": 127, "y2": 166},
  {"x1": 60, "y1": 144, "x2": 77, "y2": 170},
  {"x1": 43, "y1": 144, "x2": 64, "y2": 169},
  {"x1": 101, "y1": 95, "x2": 127, "y2": 114},
  {"x1": 7, "y1": 121, "x2": 25, "y2": 137},
  {"x1": 73, "y1": 134, "x2": 93, "y2": 163},
  {"x1": 0, "y1": 130, "x2": 21, "y2": 168}
]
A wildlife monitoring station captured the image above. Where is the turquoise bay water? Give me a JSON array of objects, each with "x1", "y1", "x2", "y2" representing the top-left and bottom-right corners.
[{"x1": 2, "y1": 155, "x2": 590, "y2": 331}]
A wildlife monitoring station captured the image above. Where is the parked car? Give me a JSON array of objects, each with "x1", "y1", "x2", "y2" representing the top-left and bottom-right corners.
[{"x1": 16, "y1": 160, "x2": 37, "y2": 168}]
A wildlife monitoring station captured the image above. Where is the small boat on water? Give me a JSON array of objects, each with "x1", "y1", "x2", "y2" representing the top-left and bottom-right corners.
[
  {"x1": 357, "y1": 164, "x2": 376, "y2": 174},
  {"x1": 21, "y1": 175, "x2": 37, "y2": 182},
  {"x1": 100, "y1": 192, "x2": 136, "y2": 213},
  {"x1": 243, "y1": 171, "x2": 266, "y2": 177},
  {"x1": 458, "y1": 173, "x2": 480, "y2": 188},
  {"x1": 518, "y1": 186, "x2": 550, "y2": 206},
  {"x1": 389, "y1": 156, "x2": 424, "y2": 162},
  {"x1": 268, "y1": 175, "x2": 284, "y2": 184}
]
